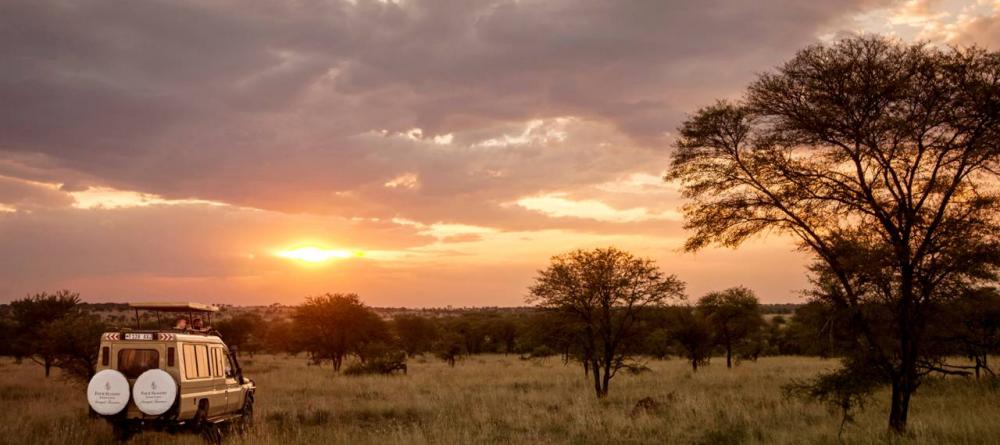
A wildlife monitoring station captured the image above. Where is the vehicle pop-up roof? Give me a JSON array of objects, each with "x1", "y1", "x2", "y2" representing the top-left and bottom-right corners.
[{"x1": 127, "y1": 302, "x2": 220, "y2": 331}]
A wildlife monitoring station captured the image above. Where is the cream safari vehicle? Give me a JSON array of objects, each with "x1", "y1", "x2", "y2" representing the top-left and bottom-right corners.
[{"x1": 87, "y1": 303, "x2": 255, "y2": 442}]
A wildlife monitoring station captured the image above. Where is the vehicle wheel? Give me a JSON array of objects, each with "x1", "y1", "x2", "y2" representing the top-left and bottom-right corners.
[
  {"x1": 237, "y1": 394, "x2": 254, "y2": 434},
  {"x1": 193, "y1": 403, "x2": 222, "y2": 445}
]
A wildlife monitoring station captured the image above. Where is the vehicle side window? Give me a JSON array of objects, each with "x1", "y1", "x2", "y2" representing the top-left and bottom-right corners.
[
  {"x1": 182, "y1": 344, "x2": 213, "y2": 379},
  {"x1": 195, "y1": 345, "x2": 209, "y2": 377},
  {"x1": 118, "y1": 349, "x2": 159, "y2": 378},
  {"x1": 211, "y1": 348, "x2": 225, "y2": 377},
  {"x1": 182, "y1": 344, "x2": 197, "y2": 379}
]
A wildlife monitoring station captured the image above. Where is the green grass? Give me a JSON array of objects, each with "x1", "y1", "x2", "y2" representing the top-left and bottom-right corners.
[{"x1": 1, "y1": 355, "x2": 998, "y2": 444}]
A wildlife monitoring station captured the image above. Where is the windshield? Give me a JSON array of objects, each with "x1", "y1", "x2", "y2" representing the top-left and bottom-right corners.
[{"x1": 118, "y1": 349, "x2": 159, "y2": 378}]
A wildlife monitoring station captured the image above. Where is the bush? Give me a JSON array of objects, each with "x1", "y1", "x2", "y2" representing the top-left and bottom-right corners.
[{"x1": 343, "y1": 350, "x2": 407, "y2": 376}]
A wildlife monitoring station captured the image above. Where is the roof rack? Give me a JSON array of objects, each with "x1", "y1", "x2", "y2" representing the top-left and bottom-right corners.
[
  {"x1": 128, "y1": 302, "x2": 219, "y2": 313},
  {"x1": 127, "y1": 302, "x2": 220, "y2": 331}
]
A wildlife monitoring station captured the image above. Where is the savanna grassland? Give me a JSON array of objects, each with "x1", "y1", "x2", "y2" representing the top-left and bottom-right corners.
[{"x1": 2, "y1": 355, "x2": 999, "y2": 445}]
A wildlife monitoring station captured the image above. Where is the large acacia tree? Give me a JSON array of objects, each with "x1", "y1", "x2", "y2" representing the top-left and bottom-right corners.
[
  {"x1": 528, "y1": 247, "x2": 685, "y2": 398},
  {"x1": 667, "y1": 36, "x2": 1000, "y2": 433}
]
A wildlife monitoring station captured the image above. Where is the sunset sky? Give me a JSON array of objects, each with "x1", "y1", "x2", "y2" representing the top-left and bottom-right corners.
[{"x1": 2, "y1": 0, "x2": 998, "y2": 307}]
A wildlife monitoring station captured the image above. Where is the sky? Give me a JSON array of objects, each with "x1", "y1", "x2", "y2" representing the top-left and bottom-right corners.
[{"x1": 2, "y1": 0, "x2": 999, "y2": 307}]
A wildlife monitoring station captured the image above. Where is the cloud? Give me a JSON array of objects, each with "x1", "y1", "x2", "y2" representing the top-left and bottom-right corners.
[
  {"x1": 513, "y1": 192, "x2": 681, "y2": 223},
  {"x1": 0, "y1": 0, "x2": 922, "y2": 304},
  {"x1": 384, "y1": 172, "x2": 421, "y2": 190}
]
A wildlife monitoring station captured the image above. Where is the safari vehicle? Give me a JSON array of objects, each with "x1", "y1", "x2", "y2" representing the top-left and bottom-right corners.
[{"x1": 87, "y1": 302, "x2": 255, "y2": 442}]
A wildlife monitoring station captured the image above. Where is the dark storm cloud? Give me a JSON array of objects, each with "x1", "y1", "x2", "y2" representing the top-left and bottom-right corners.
[{"x1": 0, "y1": 0, "x2": 888, "y2": 224}]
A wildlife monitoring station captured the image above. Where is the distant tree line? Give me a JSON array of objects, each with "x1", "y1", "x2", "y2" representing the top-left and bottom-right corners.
[{"x1": 2, "y1": 284, "x2": 997, "y2": 387}]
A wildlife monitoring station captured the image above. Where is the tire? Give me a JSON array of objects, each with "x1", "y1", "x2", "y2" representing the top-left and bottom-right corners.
[
  {"x1": 236, "y1": 393, "x2": 254, "y2": 435},
  {"x1": 193, "y1": 402, "x2": 222, "y2": 445}
]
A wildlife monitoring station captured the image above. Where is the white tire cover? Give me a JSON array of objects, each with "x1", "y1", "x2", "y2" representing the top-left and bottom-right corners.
[
  {"x1": 87, "y1": 369, "x2": 130, "y2": 415},
  {"x1": 132, "y1": 369, "x2": 178, "y2": 416}
]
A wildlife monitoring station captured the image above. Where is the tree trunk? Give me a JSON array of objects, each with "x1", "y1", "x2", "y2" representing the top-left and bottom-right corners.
[
  {"x1": 600, "y1": 361, "x2": 612, "y2": 396},
  {"x1": 888, "y1": 377, "x2": 912, "y2": 433},
  {"x1": 591, "y1": 358, "x2": 604, "y2": 398},
  {"x1": 889, "y1": 271, "x2": 917, "y2": 434},
  {"x1": 691, "y1": 359, "x2": 698, "y2": 372},
  {"x1": 44, "y1": 359, "x2": 52, "y2": 378},
  {"x1": 725, "y1": 344, "x2": 733, "y2": 369}
]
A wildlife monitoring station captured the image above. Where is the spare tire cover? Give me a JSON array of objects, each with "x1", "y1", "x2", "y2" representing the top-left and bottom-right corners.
[
  {"x1": 87, "y1": 369, "x2": 130, "y2": 415},
  {"x1": 132, "y1": 369, "x2": 178, "y2": 415}
]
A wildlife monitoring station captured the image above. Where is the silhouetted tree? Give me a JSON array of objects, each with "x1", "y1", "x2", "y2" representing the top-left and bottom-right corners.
[
  {"x1": 668, "y1": 36, "x2": 1000, "y2": 432},
  {"x1": 293, "y1": 293, "x2": 388, "y2": 372},
  {"x1": 46, "y1": 313, "x2": 106, "y2": 382},
  {"x1": 698, "y1": 287, "x2": 764, "y2": 368},
  {"x1": 667, "y1": 306, "x2": 713, "y2": 372},
  {"x1": 10, "y1": 290, "x2": 82, "y2": 377},
  {"x1": 263, "y1": 318, "x2": 299, "y2": 355},
  {"x1": 528, "y1": 247, "x2": 685, "y2": 398},
  {"x1": 216, "y1": 312, "x2": 266, "y2": 357},
  {"x1": 393, "y1": 314, "x2": 440, "y2": 356}
]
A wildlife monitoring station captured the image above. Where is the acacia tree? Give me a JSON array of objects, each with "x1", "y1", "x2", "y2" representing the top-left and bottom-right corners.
[
  {"x1": 10, "y1": 290, "x2": 82, "y2": 377},
  {"x1": 667, "y1": 306, "x2": 713, "y2": 372},
  {"x1": 528, "y1": 247, "x2": 685, "y2": 398},
  {"x1": 293, "y1": 293, "x2": 388, "y2": 371},
  {"x1": 667, "y1": 36, "x2": 1000, "y2": 432},
  {"x1": 697, "y1": 287, "x2": 764, "y2": 369}
]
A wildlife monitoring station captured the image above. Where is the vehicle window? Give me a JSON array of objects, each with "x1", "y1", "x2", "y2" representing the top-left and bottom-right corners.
[
  {"x1": 182, "y1": 344, "x2": 197, "y2": 379},
  {"x1": 195, "y1": 345, "x2": 210, "y2": 377},
  {"x1": 182, "y1": 344, "x2": 213, "y2": 379},
  {"x1": 211, "y1": 348, "x2": 224, "y2": 377},
  {"x1": 118, "y1": 349, "x2": 159, "y2": 378}
]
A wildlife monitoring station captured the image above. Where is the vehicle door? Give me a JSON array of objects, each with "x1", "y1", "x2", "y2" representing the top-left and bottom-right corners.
[
  {"x1": 184, "y1": 343, "x2": 227, "y2": 418},
  {"x1": 220, "y1": 348, "x2": 244, "y2": 413}
]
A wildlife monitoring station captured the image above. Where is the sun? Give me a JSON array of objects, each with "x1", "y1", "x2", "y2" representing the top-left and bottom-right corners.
[{"x1": 275, "y1": 246, "x2": 364, "y2": 263}]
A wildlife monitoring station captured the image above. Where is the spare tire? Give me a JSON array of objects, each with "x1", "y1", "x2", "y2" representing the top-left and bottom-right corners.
[
  {"x1": 87, "y1": 369, "x2": 130, "y2": 415},
  {"x1": 132, "y1": 369, "x2": 178, "y2": 416}
]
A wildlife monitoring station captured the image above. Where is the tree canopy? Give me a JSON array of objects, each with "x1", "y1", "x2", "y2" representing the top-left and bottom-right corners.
[
  {"x1": 668, "y1": 35, "x2": 1000, "y2": 433},
  {"x1": 528, "y1": 247, "x2": 685, "y2": 398}
]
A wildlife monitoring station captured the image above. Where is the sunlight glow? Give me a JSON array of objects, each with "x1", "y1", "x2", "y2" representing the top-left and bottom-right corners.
[{"x1": 275, "y1": 246, "x2": 363, "y2": 263}]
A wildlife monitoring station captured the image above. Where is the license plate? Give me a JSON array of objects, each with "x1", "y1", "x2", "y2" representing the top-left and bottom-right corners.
[{"x1": 124, "y1": 333, "x2": 153, "y2": 341}]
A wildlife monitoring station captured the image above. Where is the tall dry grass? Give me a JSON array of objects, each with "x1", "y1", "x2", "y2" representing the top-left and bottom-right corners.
[{"x1": 1, "y1": 355, "x2": 998, "y2": 445}]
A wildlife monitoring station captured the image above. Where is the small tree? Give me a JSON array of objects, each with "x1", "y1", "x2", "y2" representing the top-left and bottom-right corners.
[
  {"x1": 292, "y1": 293, "x2": 387, "y2": 372},
  {"x1": 528, "y1": 247, "x2": 685, "y2": 398},
  {"x1": 697, "y1": 287, "x2": 764, "y2": 368},
  {"x1": 46, "y1": 314, "x2": 107, "y2": 382},
  {"x1": 10, "y1": 290, "x2": 82, "y2": 377},
  {"x1": 216, "y1": 312, "x2": 266, "y2": 357},
  {"x1": 393, "y1": 315, "x2": 440, "y2": 356},
  {"x1": 667, "y1": 306, "x2": 713, "y2": 372}
]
